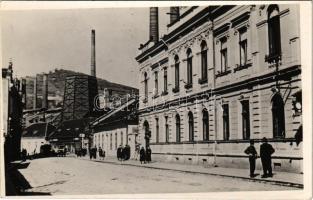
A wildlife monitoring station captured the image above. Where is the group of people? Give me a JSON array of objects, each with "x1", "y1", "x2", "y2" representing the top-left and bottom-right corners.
[
  {"x1": 88, "y1": 147, "x2": 106, "y2": 160},
  {"x1": 139, "y1": 146, "x2": 152, "y2": 164},
  {"x1": 117, "y1": 144, "x2": 131, "y2": 161},
  {"x1": 244, "y1": 137, "x2": 275, "y2": 178}
]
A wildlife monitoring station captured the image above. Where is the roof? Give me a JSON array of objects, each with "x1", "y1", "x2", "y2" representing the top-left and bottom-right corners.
[
  {"x1": 91, "y1": 98, "x2": 138, "y2": 133},
  {"x1": 48, "y1": 118, "x2": 89, "y2": 139},
  {"x1": 22, "y1": 122, "x2": 56, "y2": 138},
  {"x1": 91, "y1": 97, "x2": 138, "y2": 127}
]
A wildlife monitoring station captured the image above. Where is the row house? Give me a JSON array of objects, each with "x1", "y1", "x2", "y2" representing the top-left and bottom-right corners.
[{"x1": 135, "y1": 5, "x2": 302, "y2": 172}]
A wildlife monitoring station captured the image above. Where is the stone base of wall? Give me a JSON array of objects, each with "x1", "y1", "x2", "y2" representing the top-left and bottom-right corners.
[
  {"x1": 149, "y1": 141, "x2": 303, "y2": 173},
  {"x1": 151, "y1": 153, "x2": 302, "y2": 173}
]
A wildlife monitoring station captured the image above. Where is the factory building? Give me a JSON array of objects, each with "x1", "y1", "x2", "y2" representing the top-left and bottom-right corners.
[{"x1": 135, "y1": 5, "x2": 302, "y2": 172}]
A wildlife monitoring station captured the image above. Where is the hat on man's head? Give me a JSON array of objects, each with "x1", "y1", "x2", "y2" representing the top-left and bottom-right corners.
[{"x1": 250, "y1": 139, "x2": 254, "y2": 145}]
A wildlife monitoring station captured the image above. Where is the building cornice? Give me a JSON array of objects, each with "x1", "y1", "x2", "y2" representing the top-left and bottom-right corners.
[{"x1": 136, "y1": 6, "x2": 235, "y2": 64}]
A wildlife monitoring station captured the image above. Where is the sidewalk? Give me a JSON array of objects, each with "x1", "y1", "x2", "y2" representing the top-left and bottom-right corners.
[{"x1": 79, "y1": 156, "x2": 303, "y2": 189}]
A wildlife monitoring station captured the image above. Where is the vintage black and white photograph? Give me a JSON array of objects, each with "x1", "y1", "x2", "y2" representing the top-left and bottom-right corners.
[{"x1": 0, "y1": 2, "x2": 311, "y2": 199}]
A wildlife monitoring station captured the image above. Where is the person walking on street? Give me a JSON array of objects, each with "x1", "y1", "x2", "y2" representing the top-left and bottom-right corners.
[
  {"x1": 244, "y1": 139, "x2": 258, "y2": 178},
  {"x1": 98, "y1": 147, "x2": 104, "y2": 160},
  {"x1": 146, "y1": 146, "x2": 152, "y2": 163},
  {"x1": 117, "y1": 145, "x2": 123, "y2": 161},
  {"x1": 89, "y1": 148, "x2": 92, "y2": 160},
  {"x1": 139, "y1": 147, "x2": 146, "y2": 164},
  {"x1": 91, "y1": 147, "x2": 96, "y2": 159},
  {"x1": 260, "y1": 137, "x2": 275, "y2": 178}
]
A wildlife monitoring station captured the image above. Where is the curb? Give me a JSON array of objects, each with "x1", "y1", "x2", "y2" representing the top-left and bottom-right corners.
[{"x1": 83, "y1": 158, "x2": 303, "y2": 189}]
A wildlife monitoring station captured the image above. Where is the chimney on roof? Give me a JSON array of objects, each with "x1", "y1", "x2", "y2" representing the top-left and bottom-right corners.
[
  {"x1": 169, "y1": 7, "x2": 180, "y2": 24},
  {"x1": 149, "y1": 7, "x2": 159, "y2": 44},
  {"x1": 91, "y1": 29, "x2": 96, "y2": 77},
  {"x1": 42, "y1": 74, "x2": 48, "y2": 110}
]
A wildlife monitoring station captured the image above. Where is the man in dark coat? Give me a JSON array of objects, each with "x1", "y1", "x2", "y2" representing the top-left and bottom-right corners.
[
  {"x1": 244, "y1": 139, "x2": 258, "y2": 178},
  {"x1": 260, "y1": 137, "x2": 275, "y2": 178},
  {"x1": 146, "y1": 146, "x2": 152, "y2": 163},
  {"x1": 139, "y1": 147, "x2": 146, "y2": 164},
  {"x1": 117, "y1": 145, "x2": 123, "y2": 161},
  {"x1": 124, "y1": 144, "x2": 131, "y2": 160}
]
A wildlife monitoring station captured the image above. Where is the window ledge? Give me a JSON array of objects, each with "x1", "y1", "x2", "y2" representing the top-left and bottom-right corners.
[
  {"x1": 184, "y1": 83, "x2": 193, "y2": 89},
  {"x1": 152, "y1": 94, "x2": 159, "y2": 99},
  {"x1": 234, "y1": 63, "x2": 252, "y2": 72},
  {"x1": 198, "y1": 78, "x2": 208, "y2": 84},
  {"x1": 161, "y1": 91, "x2": 168, "y2": 96},
  {"x1": 172, "y1": 87, "x2": 180, "y2": 93},
  {"x1": 215, "y1": 69, "x2": 231, "y2": 78},
  {"x1": 265, "y1": 53, "x2": 281, "y2": 63}
]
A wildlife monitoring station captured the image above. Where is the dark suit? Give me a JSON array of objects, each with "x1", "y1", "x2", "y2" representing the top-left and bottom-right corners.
[
  {"x1": 260, "y1": 143, "x2": 275, "y2": 176},
  {"x1": 244, "y1": 145, "x2": 257, "y2": 176}
]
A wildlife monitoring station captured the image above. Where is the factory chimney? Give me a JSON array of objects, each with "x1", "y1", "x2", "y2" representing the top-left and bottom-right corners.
[
  {"x1": 169, "y1": 7, "x2": 180, "y2": 24},
  {"x1": 91, "y1": 29, "x2": 96, "y2": 77},
  {"x1": 42, "y1": 74, "x2": 48, "y2": 110},
  {"x1": 33, "y1": 76, "x2": 37, "y2": 110},
  {"x1": 149, "y1": 7, "x2": 159, "y2": 44}
]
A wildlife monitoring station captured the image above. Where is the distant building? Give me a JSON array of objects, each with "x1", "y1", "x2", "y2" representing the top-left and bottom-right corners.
[
  {"x1": 91, "y1": 97, "x2": 139, "y2": 157},
  {"x1": 135, "y1": 5, "x2": 302, "y2": 172},
  {"x1": 21, "y1": 122, "x2": 55, "y2": 155}
]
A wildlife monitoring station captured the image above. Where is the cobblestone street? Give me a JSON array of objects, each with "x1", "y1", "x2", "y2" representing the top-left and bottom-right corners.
[{"x1": 18, "y1": 157, "x2": 295, "y2": 195}]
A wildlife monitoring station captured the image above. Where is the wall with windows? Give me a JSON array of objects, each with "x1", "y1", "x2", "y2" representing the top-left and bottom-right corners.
[{"x1": 136, "y1": 5, "x2": 301, "y2": 172}]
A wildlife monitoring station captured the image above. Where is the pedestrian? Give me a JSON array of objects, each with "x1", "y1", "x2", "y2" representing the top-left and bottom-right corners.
[
  {"x1": 122, "y1": 146, "x2": 127, "y2": 161},
  {"x1": 89, "y1": 148, "x2": 92, "y2": 160},
  {"x1": 98, "y1": 147, "x2": 103, "y2": 160},
  {"x1": 146, "y1": 146, "x2": 152, "y2": 163},
  {"x1": 244, "y1": 139, "x2": 258, "y2": 178},
  {"x1": 124, "y1": 144, "x2": 131, "y2": 160},
  {"x1": 93, "y1": 147, "x2": 97, "y2": 159},
  {"x1": 260, "y1": 137, "x2": 275, "y2": 178},
  {"x1": 117, "y1": 145, "x2": 123, "y2": 161},
  {"x1": 139, "y1": 147, "x2": 146, "y2": 164},
  {"x1": 134, "y1": 143, "x2": 140, "y2": 160}
]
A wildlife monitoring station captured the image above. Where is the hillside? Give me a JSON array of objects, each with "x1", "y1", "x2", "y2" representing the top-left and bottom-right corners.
[{"x1": 24, "y1": 68, "x2": 138, "y2": 109}]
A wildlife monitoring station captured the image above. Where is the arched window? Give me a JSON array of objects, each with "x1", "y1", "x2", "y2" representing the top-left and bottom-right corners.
[
  {"x1": 200, "y1": 41, "x2": 208, "y2": 82},
  {"x1": 267, "y1": 5, "x2": 281, "y2": 62},
  {"x1": 202, "y1": 109, "x2": 209, "y2": 141},
  {"x1": 165, "y1": 116, "x2": 169, "y2": 143},
  {"x1": 155, "y1": 118, "x2": 159, "y2": 143},
  {"x1": 120, "y1": 131, "x2": 123, "y2": 146},
  {"x1": 176, "y1": 114, "x2": 181, "y2": 142},
  {"x1": 222, "y1": 104, "x2": 230, "y2": 140},
  {"x1": 144, "y1": 72, "x2": 148, "y2": 100},
  {"x1": 188, "y1": 111, "x2": 194, "y2": 142},
  {"x1": 174, "y1": 55, "x2": 180, "y2": 91},
  {"x1": 272, "y1": 93, "x2": 285, "y2": 138},
  {"x1": 186, "y1": 49, "x2": 193, "y2": 86}
]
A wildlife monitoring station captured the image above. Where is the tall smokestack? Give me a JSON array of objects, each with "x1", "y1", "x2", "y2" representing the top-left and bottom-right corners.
[
  {"x1": 42, "y1": 74, "x2": 48, "y2": 109},
  {"x1": 170, "y1": 7, "x2": 180, "y2": 24},
  {"x1": 33, "y1": 76, "x2": 37, "y2": 110},
  {"x1": 149, "y1": 7, "x2": 159, "y2": 44},
  {"x1": 91, "y1": 29, "x2": 96, "y2": 77}
]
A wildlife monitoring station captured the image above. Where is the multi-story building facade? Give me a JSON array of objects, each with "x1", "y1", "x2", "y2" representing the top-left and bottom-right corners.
[{"x1": 135, "y1": 5, "x2": 302, "y2": 172}]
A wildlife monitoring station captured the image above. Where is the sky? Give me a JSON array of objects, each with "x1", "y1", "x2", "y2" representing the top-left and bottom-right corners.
[{"x1": 1, "y1": 7, "x2": 170, "y2": 88}]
